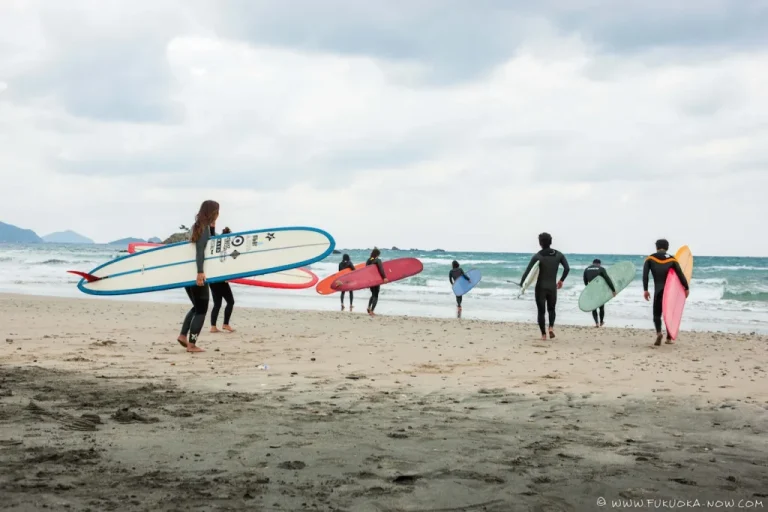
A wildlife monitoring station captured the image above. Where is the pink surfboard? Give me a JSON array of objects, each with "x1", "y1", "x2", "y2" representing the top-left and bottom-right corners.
[
  {"x1": 330, "y1": 257, "x2": 423, "y2": 292},
  {"x1": 662, "y1": 246, "x2": 694, "y2": 340},
  {"x1": 127, "y1": 242, "x2": 318, "y2": 289},
  {"x1": 662, "y1": 269, "x2": 687, "y2": 340}
]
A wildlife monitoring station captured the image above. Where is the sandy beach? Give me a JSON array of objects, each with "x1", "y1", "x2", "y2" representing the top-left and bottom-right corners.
[{"x1": 1, "y1": 293, "x2": 767, "y2": 511}]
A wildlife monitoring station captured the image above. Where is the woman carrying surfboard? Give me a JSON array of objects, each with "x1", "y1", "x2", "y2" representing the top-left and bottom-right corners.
[
  {"x1": 366, "y1": 248, "x2": 388, "y2": 316},
  {"x1": 177, "y1": 199, "x2": 219, "y2": 353},
  {"x1": 210, "y1": 226, "x2": 236, "y2": 333},
  {"x1": 339, "y1": 254, "x2": 355, "y2": 311}
]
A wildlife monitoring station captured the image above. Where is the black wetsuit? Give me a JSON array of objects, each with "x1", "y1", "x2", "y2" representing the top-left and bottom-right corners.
[
  {"x1": 339, "y1": 260, "x2": 355, "y2": 306},
  {"x1": 209, "y1": 226, "x2": 235, "y2": 326},
  {"x1": 583, "y1": 264, "x2": 616, "y2": 325},
  {"x1": 180, "y1": 226, "x2": 210, "y2": 344},
  {"x1": 210, "y1": 282, "x2": 234, "y2": 326},
  {"x1": 642, "y1": 251, "x2": 689, "y2": 333},
  {"x1": 366, "y1": 257, "x2": 386, "y2": 312},
  {"x1": 449, "y1": 267, "x2": 471, "y2": 307},
  {"x1": 520, "y1": 249, "x2": 570, "y2": 335}
]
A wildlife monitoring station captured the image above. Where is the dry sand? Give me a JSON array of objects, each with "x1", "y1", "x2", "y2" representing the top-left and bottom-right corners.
[{"x1": 1, "y1": 293, "x2": 767, "y2": 511}]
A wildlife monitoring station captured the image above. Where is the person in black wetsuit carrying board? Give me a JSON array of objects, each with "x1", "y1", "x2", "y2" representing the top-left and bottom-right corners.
[
  {"x1": 210, "y1": 227, "x2": 236, "y2": 333},
  {"x1": 339, "y1": 254, "x2": 355, "y2": 311},
  {"x1": 366, "y1": 248, "x2": 388, "y2": 316},
  {"x1": 177, "y1": 199, "x2": 219, "y2": 353},
  {"x1": 583, "y1": 259, "x2": 616, "y2": 327},
  {"x1": 642, "y1": 239, "x2": 689, "y2": 346},
  {"x1": 449, "y1": 260, "x2": 471, "y2": 316},
  {"x1": 520, "y1": 233, "x2": 570, "y2": 341}
]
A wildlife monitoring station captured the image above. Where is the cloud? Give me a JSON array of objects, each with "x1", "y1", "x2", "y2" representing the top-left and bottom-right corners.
[
  {"x1": 0, "y1": 1, "x2": 767, "y2": 255},
  {"x1": 2, "y1": 0, "x2": 192, "y2": 123}
]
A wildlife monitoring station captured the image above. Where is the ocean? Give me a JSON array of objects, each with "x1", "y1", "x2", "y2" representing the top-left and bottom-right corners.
[{"x1": 2, "y1": 243, "x2": 768, "y2": 334}]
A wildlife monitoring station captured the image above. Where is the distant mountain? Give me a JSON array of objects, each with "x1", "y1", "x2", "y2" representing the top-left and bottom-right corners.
[
  {"x1": 43, "y1": 230, "x2": 94, "y2": 244},
  {"x1": 0, "y1": 221, "x2": 43, "y2": 243},
  {"x1": 148, "y1": 237, "x2": 162, "y2": 243},
  {"x1": 108, "y1": 237, "x2": 146, "y2": 246}
]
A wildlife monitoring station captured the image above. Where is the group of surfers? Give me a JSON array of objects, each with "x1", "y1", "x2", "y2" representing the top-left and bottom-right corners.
[{"x1": 176, "y1": 200, "x2": 690, "y2": 353}]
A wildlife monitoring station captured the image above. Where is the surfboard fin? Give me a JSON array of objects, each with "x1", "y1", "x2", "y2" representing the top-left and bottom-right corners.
[{"x1": 67, "y1": 270, "x2": 102, "y2": 283}]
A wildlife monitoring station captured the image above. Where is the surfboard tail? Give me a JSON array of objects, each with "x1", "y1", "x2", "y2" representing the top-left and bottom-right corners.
[{"x1": 67, "y1": 270, "x2": 102, "y2": 283}]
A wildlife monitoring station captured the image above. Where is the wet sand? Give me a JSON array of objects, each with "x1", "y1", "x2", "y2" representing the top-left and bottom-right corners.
[{"x1": 1, "y1": 293, "x2": 767, "y2": 511}]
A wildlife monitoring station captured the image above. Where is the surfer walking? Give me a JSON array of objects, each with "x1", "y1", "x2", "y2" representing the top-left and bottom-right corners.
[
  {"x1": 643, "y1": 239, "x2": 689, "y2": 346},
  {"x1": 449, "y1": 260, "x2": 471, "y2": 316},
  {"x1": 583, "y1": 259, "x2": 616, "y2": 327},
  {"x1": 210, "y1": 226, "x2": 236, "y2": 333},
  {"x1": 366, "y1": 248, "x2": 388, "y2": 316},
  {"x1": 177, "y1": 199, "x2": 219, "y2": 353},
  {"x1": 339, "y1": 254, "x2": 355, "y2": 311},
  {"x1": 520, "y1": 233, "x2": 570, "y2": 341}
]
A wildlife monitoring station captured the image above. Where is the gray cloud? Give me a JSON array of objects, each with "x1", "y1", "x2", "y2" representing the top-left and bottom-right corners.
[
  {"x1": 197, "y1": 0, "x2": 768, "y2": 85},
  {"x1": 5, "y1": 3, "x2": 188, "y2": 123}
]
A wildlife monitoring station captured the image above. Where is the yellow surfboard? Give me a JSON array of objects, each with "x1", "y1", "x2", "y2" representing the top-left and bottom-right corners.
[{"x1": 675, "y1": 245, "x2": 694, "y2": 283}]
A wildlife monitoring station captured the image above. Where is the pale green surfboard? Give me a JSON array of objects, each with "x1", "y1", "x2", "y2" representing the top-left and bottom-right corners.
[{"x1": 578, "y1": 261, "x2": 636, "y2": 312}]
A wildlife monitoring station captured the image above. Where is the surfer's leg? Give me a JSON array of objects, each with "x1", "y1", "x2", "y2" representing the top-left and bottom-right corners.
[
  {"x1": 178, "y1": 287, "x2": 195, "y2": 347},
  {"x1": 222, "y1": 283, "x2": 235, "y2": 330},
  {"x1": 340, "y1": 291, "x2": 346, "y2": 310},
  {"x1": 547, "y1": 289, "x2": 557, "y2": 338},
  {"x1": 456, "y1": 295, "x2": 463, "y2": 308},
  {"x1": 534, "y1": 286, "x2": 547, "y2": 337},
  {"x1": 187, "y1": 285, "x2": 209, "y2": 352},
  {"x1": 599, "y1": 306, "x2": 605, "y2": 325},
  {"x1": 368, "y1": 286, "x2": 380, "y2": 314},
  {"x1": 591, "y1": 310, "x2": 599, "y2": 326},
  {"x1": 653, "y1": 291, "x2": 664, "y2": 345},
  {"x1": 349, "y1": 290, "x2": 354, "y2": 310},
  {"x1": 210, "y1": 283, "x2": 223, "y2": 330}
]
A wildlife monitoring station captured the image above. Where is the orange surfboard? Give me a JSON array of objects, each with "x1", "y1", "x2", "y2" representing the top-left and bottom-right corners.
[{"x1": 315, "y1": 263, "x2": 365, "y2": 295}]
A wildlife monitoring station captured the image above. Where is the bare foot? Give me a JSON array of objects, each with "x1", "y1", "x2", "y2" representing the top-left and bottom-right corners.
[
  {"x1": 187, "y1": 344, "x2": 205, "y2": 353},
  {"x1": 540, "y1": 334, "x2": 547, "y2": 341},
  {"x1": 594, "y1": 324, "x2": 600, "y2": 328},
  {"x1": 654, "y1": 333, "x2": 663, "y2": 346},
  {"x1": 177, "y1": 336, "x2": 188, "y2": 348},
  {"x1": 210, "y1": 326, "x2": 220, "y2": 333},
  {"x1": 341, "y1": 305, "x2": 345, "y2": 311},
  {"x1": 665, "y1": 339, "x2": 675, "y2": 345},
  {"x1": 600, "y1": 322, "x2": 605, "y2": 327},
  {"x1": 549, "y1": 330, "x2": 556, "y2": 339},
  {"x1": 350, "y1": 305, "x2": 354, "y2": 312},
  {"x1": 223, "y1": 325, "x2": 235, "y2": 332}
]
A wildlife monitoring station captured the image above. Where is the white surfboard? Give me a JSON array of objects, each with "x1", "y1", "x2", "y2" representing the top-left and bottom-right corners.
[
  {"x1": 127, "y1": 242, "x2": 319, "y2": 289},
  {"x1": 519, "y1": 261, "x2": 540, "y2": 296},
  {"x1": 73, "y1": 227, "x2": 335, "y2": 295}
]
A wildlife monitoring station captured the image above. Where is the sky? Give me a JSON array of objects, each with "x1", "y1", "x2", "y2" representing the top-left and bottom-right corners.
[{"x1": 1, "y1": 0, "x2": 767, "y2": 256}]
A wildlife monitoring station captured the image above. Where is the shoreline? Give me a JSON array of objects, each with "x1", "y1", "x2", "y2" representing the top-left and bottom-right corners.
[
  {"x1": 2, "y1": 287, "x2": 766, "y2": 336},
  {"x1": 2, "y1": 293, "x2": 767, "y2": 510}
]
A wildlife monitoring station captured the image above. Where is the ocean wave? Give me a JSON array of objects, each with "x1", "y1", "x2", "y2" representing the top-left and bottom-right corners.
[
  {"x1": 722, "y1": 291, "x2": 768, "y2": 303},
  {"x1": 699, "y1": 265, "x2": 768, "y2": 271},
  {"x1": 29, "y1": 259, "x2": 96, "y2": 266},
  {"x1": 419, "y1": 258, "x2": 510, "y2": 265}
]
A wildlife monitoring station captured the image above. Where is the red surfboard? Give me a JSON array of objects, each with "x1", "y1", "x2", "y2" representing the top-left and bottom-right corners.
[
  {"x1": 330, "y1": 258, "x2": 423, "y2": 292},
  {"x1": 315, "y1": 262, "x2": 366, "y2": 295},
  {"x1": 127, "y1": 242, "x2": 318, "y2": 289}
]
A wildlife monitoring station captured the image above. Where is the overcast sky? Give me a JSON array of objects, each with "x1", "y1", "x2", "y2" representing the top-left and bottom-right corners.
[{"x1": 1, "y1": 1, "x2": 767, "y2": 256}]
